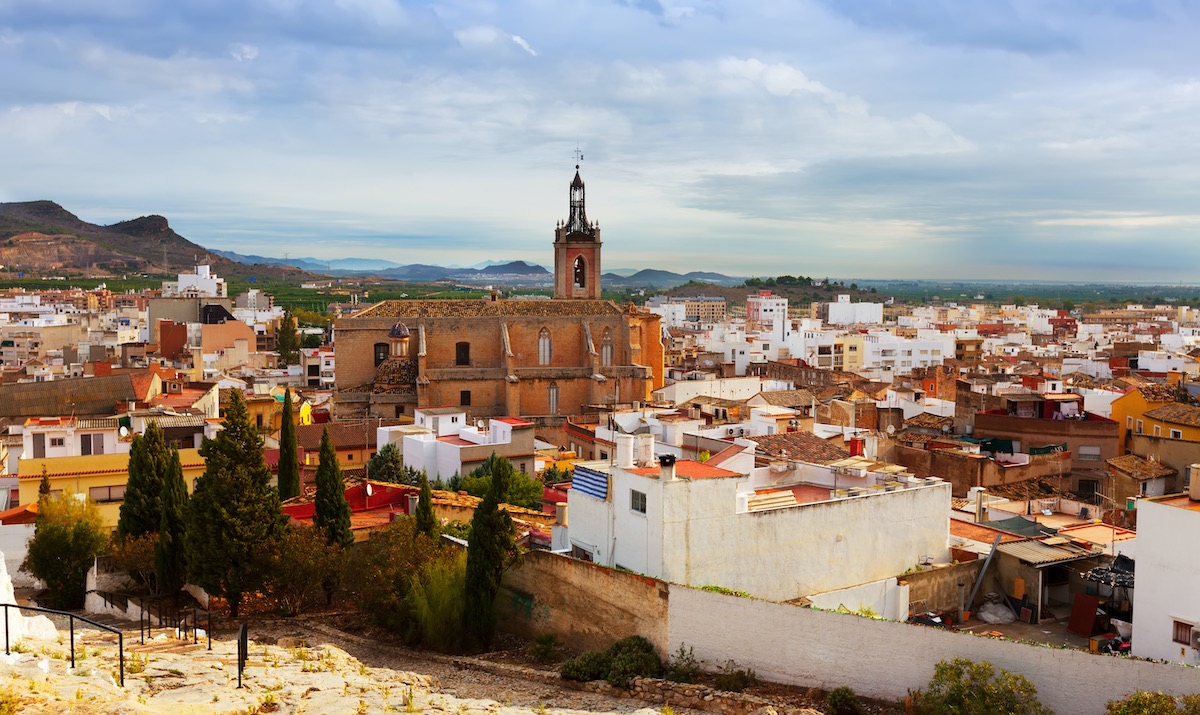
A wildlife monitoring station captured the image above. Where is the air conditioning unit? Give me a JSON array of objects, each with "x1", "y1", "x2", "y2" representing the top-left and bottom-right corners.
[
  {"x1": 727, "y1": 428, "x2": 736, "y2": 436},
  {"x1": 1191, "y1": 628, "x2": 1200, "y2": 651}
]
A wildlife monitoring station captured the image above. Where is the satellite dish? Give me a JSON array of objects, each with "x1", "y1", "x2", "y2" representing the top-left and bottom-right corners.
[
  {"x1": 365, "y1": 483, "x2": 374, "y2": 497},
  {"x1": 119, "y1": 426, "x2": 129, "y2": 438},
  {"x1": 886, "y1": 425, "x2": 896, "y2": 435}
]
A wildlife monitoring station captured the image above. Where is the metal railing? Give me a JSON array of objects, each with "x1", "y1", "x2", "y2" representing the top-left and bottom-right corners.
[
  {"x1": 2, "y1": 603, "x2": 124, "y2": 687},
  {"x1": 137, "y1": 596, "x2": 211, "y2": 651}
]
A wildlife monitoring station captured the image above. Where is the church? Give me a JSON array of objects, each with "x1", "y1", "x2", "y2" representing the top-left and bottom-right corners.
[{"x1": 333, "y1": 165, "x2": 664, "y2": 423}]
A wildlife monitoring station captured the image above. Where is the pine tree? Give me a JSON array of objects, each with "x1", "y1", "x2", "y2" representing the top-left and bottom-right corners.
[
  {"x1": 155, "y1": 449, "x2": 189, "y2": 599},
  {"x1": 277, "y1": 389, "x2": 301, "y2": 501},
  {"x1": 277, "y1": 312, "x2": 300, "y2": 367},
  {"x1": 313, "y1": 427, "x2": 353, "y2": 548},
  {"x1": 117, "y1": 421, "x2": 171, "y2": 542},
  {"x1": 463, "y1": 454, "x2": 518, "y2": 650},
  {"x1": 415, "y1": 472, "x2": 437, "y2": 538},
  {"x1": 185, "y1": 389, "x2": 286, "y2": 617}
]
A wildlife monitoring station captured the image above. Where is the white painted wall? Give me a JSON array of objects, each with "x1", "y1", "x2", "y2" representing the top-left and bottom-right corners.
[
  {"x1": 1132, "y1": 498, "x2": 1200, "y2": 664},
  {"x1": 806, "y1": 577, "x2": 909, "y2": 621},
  {"x1": 669, "y1": 586, "x2": 1200, "y2": 715}
]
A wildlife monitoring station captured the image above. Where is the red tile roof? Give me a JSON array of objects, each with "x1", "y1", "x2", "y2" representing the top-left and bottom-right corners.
[
  {"x1": 746, "y1": 431, "x2": 850, "y2": 465},
  {"x1": 629, "y1": 460, "x2": 742, "y2": 479}
]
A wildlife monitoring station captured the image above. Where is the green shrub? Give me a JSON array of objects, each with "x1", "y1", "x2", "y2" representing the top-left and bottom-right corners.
[
  {"x1": 714, "y1": 663, "x2": 756, "y2": 693},
  {"x1": 1107, "y1": 691, "x2": 1200, "y2": 715},
  {"x1": 607, "y1": 649, "x2": 662, "y2": 689},
  {"x1": 827, "y1": 686, "x2": 863, "y2": 715},
  {"x1": 406, "y1": 551, "x2": 467, "y2": 653},
  {"x1": 561, "y1": 650, "x2": 612, "y2": 682},
  {"x1": 909, "y1": 658, "x2": 1051, "y2": 715},
  {"x1": 526, "y1": 633, "x2": 560, "y2": 664},
  {"x1": 0, "y1": 688, "x2": 19, "y2": 715},
  {"x1": 665, "y1": 644, "x2": 701, "y2": 683}
]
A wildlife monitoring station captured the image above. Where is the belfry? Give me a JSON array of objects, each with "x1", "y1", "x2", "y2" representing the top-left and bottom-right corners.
[{"x1": 553, "y1": 164, "x2": 603, "y2": 299}]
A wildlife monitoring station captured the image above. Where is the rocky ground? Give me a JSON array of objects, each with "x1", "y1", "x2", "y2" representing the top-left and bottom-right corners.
[{"x1": 0, "y1": 616, "x2": 886, "y2": 715}]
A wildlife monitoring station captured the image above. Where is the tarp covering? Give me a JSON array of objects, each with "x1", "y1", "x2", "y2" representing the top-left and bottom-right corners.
[
  {"x1": 1030, "y1": 443, "x2": 1068, "y2": 455},
  {"x1": 986, "y1": 515, "x2": 1058, "y2": 538},
  {"x1": 1082, "y1": 554, "x2": 1135, "y2": 588}
]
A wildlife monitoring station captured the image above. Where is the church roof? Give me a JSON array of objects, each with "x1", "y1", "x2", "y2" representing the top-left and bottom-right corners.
[{"x1": 350, "y1": 299, "x2": 623, "y2": 319}]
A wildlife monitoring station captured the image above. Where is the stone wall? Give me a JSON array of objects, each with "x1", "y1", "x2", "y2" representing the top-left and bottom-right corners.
[
  {"x1": 902, "y1": 560, "x2": 984, "y2": 615},
  {"x1": 498, "y1": 550, "x2": 669, "y2": 655}
]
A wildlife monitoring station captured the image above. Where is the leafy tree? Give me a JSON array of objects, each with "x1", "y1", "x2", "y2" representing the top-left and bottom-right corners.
[
  {"x1": 277, "y1": 311, "x2": 300, "y2": 367},
  {"x1": 461, "y1": 453, "x2": 543, "y2": 510},
  {"x1": 185, "y1": 389, "x2": 286, "y2": 617},
  {"x1": 463, "y1": 454, "x2": 520, "y2": 650},
  {"x1": 301, "y1": 333, "x2": 323, "y2": 349},
  {"x1": 117, "y1": 421, "x2": 171, "y2": 542},
  {"x1": 277, "y1": 389, "x2": 301, "y2": 501},
  {"x1": 112, "y1": 532, "x2": 158, "y2": 594},
  {"x1": 909, "y1": 658, "x2": 1052, "y2": 715},
  {"x1": 368, "y1": 442, "x2": 413, "y2": 484},
  {"x1": 415, "y1": 472, "x2": 437, "y2": 538},
  {"x1": 262, "y1": 526, "x2": 344, "y2": 616},
  {"x1": 314, "y1": 427, "x2": 354, "y2": 548},
  {"x1": 1107, "y1": 691, "x2": 1200, "y2": 715},
  {"x1": 346, "y1": 517, "x2": 441, "y2": 631},
  {"x1": 155, "y1": 450, "x2": 189, "y2": 598},
  {"x1": 22, "y1": 493, "x2": 110, "y2": 609}
]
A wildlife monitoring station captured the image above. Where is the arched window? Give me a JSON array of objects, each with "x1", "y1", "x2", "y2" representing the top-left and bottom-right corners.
[
  {"x1": 548, "y1": 381, "x2": 559, "y2": 415},
  {"x1": 538, "y1": 328, "x2": 552, "y2": 366},
  {"x1": 600, "y1": 329, "x2": 613, "y2": 367},
  {"x1": 455, "y1": 341, "x2": 470, "y2": 366},
  {"x1": 374, "y1": 343, "x2": 388, "y2": 367},
  {"x1": 573, "y1": 256, "x2": 586, "y2": 288}
]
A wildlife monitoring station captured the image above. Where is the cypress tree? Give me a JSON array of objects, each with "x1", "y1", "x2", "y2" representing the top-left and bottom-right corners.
[
  {"x1": 313, "y1": 427, "x2": 353, "y2": 548},
  {"x1": 38, "y1": 465, "x2": 50, "y2": 501},
  {"x1": 185, "y1": 389, "x2": 286, "y2": 617},
  {"x1": 117, "y1": 421, "x2": 171, "y2": 542},
  {"x1": 155, "y1": 449, "x2": 189, "y2": 599},
  {"x1": 277, "y1": 312, "x2": 300, "y2": 367},
  {"x1": 277, "y1": 389, "x2": 301, "y2": 501},
  {"x1": 463, "y1": 454, "x2": 517, "y2": 650},
  {"x1": 415, "y1": 471, "x2": 437, "y2": 538}
]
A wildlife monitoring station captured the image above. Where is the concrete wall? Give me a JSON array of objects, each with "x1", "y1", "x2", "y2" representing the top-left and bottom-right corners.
[
  {"x1": 1129, "y1": 433, "x2": 1200, "y2": 489},
  {"x1": 1132, "y1": 498, "x2": 1200, "y2": 664},
  {"x1": 668, "y1": 586, "x2": 1200, "y2": 715},
  {"x1": 498, "y1": 550, "x2": 669, "y2": 655},
  {"x1": 0, "y1": 524, "x2": 36, "y2": 588}
]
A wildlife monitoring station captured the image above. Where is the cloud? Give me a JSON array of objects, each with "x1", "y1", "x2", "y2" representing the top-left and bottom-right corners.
[
  {"x1": 510, "y1": 34, "x2": 537, "y2": 56},
  {"x1": 229, "y1": 44, "x2": 258, "y2": 61}
]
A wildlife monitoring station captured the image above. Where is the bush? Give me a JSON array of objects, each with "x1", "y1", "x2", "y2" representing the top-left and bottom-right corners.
[
  {"x1": 827, "y1": 686, "x2": 863, "y2": 715},
  {"x1": 714, "y1": 663, "x2": 756, "y2": 693},
  {"x1": 1107, "y1": 691, "x2": 1200, "y2": 715},
  {"x1": 526, "y1": 633, "x2": 560, "y2": 664},
  {"x1": 22, "y1": 493, "x2": 109, "y2": 609},
  {"x1": 406, "y1": 551, "x2": 467, "y2": 653},
  {"x1": 665, "y1": 644, "x2": 701, "y2": 683},
  {"x1": 262, "y1": 526, "x2": 345, "y2": 616},
  {"x1": 561, "y1": 650, "x2": 612, "y2": 683},
  {"x1": 346, "y1": 517, "x2": 441, "y2": 631},
  {"x1": 909, "y1": 658, "x2": 1051, "y2": 715},
  {"x1": 560, "y1": 636, "x2": 663, "y2": 689}
]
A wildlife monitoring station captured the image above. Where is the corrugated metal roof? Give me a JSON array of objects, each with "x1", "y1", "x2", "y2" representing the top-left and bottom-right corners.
[{"x1": 997, "y1": 538, "x2": 1102, "y2": 566}]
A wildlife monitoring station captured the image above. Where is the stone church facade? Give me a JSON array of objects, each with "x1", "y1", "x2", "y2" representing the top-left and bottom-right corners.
[{"x1": 333, "y1": 167, "x2": 664, "y2": 421}]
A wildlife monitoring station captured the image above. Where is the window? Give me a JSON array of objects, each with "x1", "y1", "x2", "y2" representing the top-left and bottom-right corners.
[
  {"x1": 1127, "y1": 416, "x2": 1133, "y2": 429},
  {"x1": 1136, "y1": 419, "x2": 1144, "y2": 434},
  {"x1": 538, "y1": 328, "x2": 552, "y2": 366},
  {"x1": 373, "y1": 342, "x2": 388, "y2": 367},
  {"x1": 1171, "y1": 429, "x2": 1183, "y2": 439},
  {"x1": 1078, "y1": 446, "x2": 1102, "y2": 461},
  {"x1": 548, "y1": 382, "x2": 559, "y2": 415},
  {"x1": 599, "y1": 451, "x2": 608, "y2": 460},
  {"x1": 89, "y1": 485, "x2": 125, "y2": 504},
  {"x1": 50, "y1": 437, "x2": 65, "y2": 448},
  {"x1": 256, "y1": 414, "x2": 264, "y2": 428},
  {"x1": 79, "y1": 434, "x2": 104, "y2": 456},
  {"x1": 455, "y1": 341, "x2": 470, "y2": 366},
  {"x1": 1154, "y1": 425, "x2": 1161, "y2": 437},
  {"x1": 601, "y1": 329, "x2": 613, "y2": 367},
  {"x1": 570, "y1": 544, "x2": 593, "y2": 562},
  {"x1": 1173, "y1": 620, "x2": 1194, "y2": 645},
  {"x1": 460, "y1": 390, "x2": 471, "y2": 406},
  {"x1": 631, "y1": 489, "x2": 647, "y2": 514}
]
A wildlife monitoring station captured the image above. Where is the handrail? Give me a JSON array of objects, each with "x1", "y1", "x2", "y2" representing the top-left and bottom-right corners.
[{"x1": 2, "y1": 603, "x2": 124, "y2": 687}]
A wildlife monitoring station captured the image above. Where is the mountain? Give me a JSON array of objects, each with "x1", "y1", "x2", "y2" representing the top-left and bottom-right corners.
[
  {"x1": 212, "y1": 250, "x2": 404, "y2": 273},
  {"x1": 460, "y1": 261, "x2": 550, "y2": 276},
  {"x1": 0, "y1": 201, "x2": 307, "y2": 280},
  {"x1": 602, "y1": 268, "x2": 744, "y2": 289}
]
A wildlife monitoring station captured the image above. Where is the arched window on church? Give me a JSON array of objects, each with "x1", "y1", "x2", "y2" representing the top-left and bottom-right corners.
[
  {"x1": 538, "y1": 328, "x2": 552, "y2": 366},
  {"x1": 573, "y1": 256, "x2": 586, "y2": 289},
  {"x1": 548, "y1": 381, "x2": 559, "y2": 415},
  {"x1": 600, "y1": 329, "x2": 613, "y2": 367}
]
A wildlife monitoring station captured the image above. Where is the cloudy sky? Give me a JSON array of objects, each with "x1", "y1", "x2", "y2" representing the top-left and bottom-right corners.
[{"x1": 3, "y1": 1, "x2": 1199, "y2": 281}]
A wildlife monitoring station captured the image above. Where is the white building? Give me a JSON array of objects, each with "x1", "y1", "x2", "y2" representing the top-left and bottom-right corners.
[
  {"x1": 1132, "y1": 486, "x2": 1200, "y2": 664},
  {"x1": 162, "y1": 264, "x2": 227, "y2": 299},
  {"x1": 21, "y1": 417, "x2": 130, "y2": 460},
  {"x1": 746, "y1": 290, "x2": 789, "y2": 343},
  {"x1": 824, "y1": 295, "x2": 884, "y2": 326},
  {"x1": 383, "y1": 408, "x2": 537, "y2": 480},
  {"x1": 566, "y1": 436, "x2": 951, "y2": 602}
]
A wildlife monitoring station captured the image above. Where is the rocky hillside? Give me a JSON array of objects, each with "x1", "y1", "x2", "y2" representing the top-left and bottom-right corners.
[{"x1": 0, "y1": 201, "x2": 310, "y2": 280}]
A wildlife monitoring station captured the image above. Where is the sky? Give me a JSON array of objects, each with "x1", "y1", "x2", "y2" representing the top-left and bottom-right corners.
[{"x1": 3, "y1": 1, "x2": 1200, "y2": 281}]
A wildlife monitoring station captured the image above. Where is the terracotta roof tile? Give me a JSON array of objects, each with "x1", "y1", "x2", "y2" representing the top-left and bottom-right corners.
[
  {"x1": 351, "y1": 299, "x2": 622, "y2": 319},
  {"x1": 1106, "y1": 453, "x2": 1176, "y2": 481},
  {"x1": 1144, "y1": 402, "x2": 1200, "y2": 428},
  {"x1": 746, "y1": 431, "x2": 850, "y2": 465}
]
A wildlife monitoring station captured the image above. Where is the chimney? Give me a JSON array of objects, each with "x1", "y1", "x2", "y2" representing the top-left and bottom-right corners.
[
  {"x1": 659, "y1": 453, "x2": 677, "y2": 481},
  {"x1": 407, "y1": 493, "x2": 419, "y2": 515},
  {"x1": 1190, "y1": 464, "x2": 1200, "y2": 502},
  {"x1": 616, "y1": 434, "x2": 635, "y2": 468},
  {"x1": 555, "y1": 502, "x2": 568, "y2": 526}
]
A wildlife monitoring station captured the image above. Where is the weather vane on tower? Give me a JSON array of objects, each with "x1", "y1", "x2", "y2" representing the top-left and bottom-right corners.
[{"x1": 573, "y1": 144, "x2": 584, "y2": 168}]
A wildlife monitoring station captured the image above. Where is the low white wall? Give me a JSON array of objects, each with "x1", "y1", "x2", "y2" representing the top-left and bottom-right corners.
[
  {"x1": 668, "y1": 586, "x2": 1200, "y2": 715},
  {"x1": 0, "y1": 525, "x2": 36, "y2": 588},
  {"x1": 806, "y1": 577, "x2": 909, "y2": 621}
]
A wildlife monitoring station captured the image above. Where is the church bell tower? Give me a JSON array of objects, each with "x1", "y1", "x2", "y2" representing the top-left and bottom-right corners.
[{"x1": 553, "y1": 162, "x2": 602, "y2": 300}]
